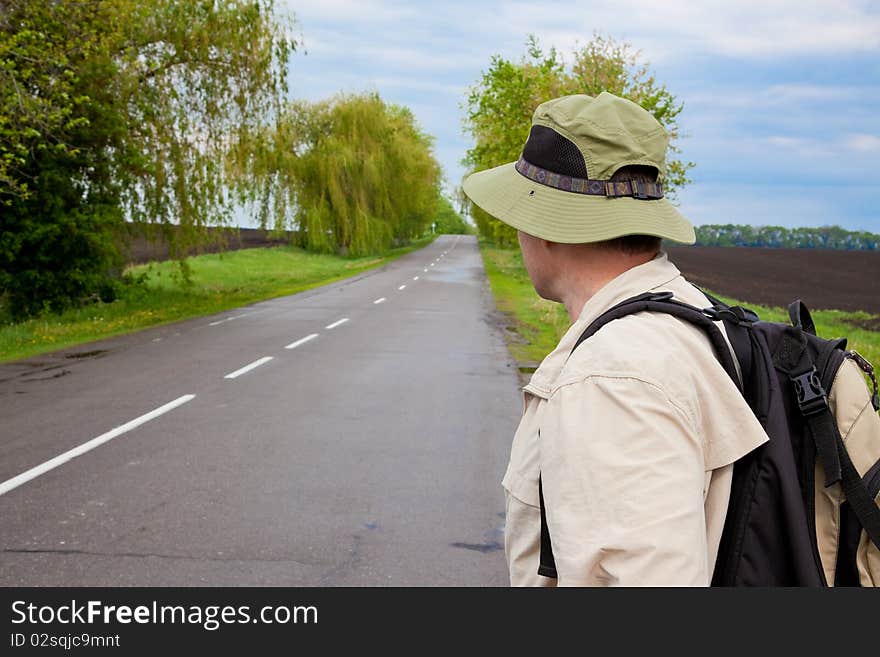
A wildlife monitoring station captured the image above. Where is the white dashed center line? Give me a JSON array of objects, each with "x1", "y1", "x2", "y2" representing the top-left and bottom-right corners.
[
  {"x1": 0, "y1": 394, "x2": 196, "y2": 497},
  {"x1": 413, "y1": 276, "x2": 419, "y2": 281},
  {"x1": 224, "y1": 356, "x2": 273, "y2": 380},
  {"x1": 285, "y1": 333, "x2": 319, "y2": 350},
  {"x1": 374, "y1": 297, "x2": 386, "y2": 304},
  {"x1": 423, "y1": 268, "x2": 428, "y2": 272},
  {"x1": 398, "y1": 285, "x2": 406, "y2": 290},
  {"x1": 325, "y1": 318, "x2": 349, "y2": 330}
]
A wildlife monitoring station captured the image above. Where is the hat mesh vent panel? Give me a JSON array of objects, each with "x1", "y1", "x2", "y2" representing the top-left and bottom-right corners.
[{"x1": 521, "y1": 125, "x2": 589, "y2": 178}]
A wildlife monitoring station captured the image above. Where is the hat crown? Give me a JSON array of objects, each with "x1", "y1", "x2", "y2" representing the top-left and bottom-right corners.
[{"x1": 530, "y1": 92, "x2": 669, "y2": 180}]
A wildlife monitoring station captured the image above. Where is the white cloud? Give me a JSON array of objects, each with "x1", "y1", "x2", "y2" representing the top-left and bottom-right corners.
[
  {"x1": 289, "y1": 0, "x2": 880, "y2": 70},
  {"x1": 373, "y1": 77, "x2": 466, "y2": 95},
  {"x1": 277, "y1": 0, "x2": 878, "y2": 231},
  {"x1": 491, "y1": 0, "x2": 879, "y2": 60},
  {"x1": 293, "y1": 24, "x2": 486, "y2": 73},
  {"x1": 765, "y1": 136, "x2": 810, "y2": 149},
  {"x1": 847, "y1": 133, "x2": 880, "y2": 152},
  {"x1": 354, "y1": 44, "x2": 482, "y2": 72},
  {"x1": 679, "y1": 182, "x2": 877, "y2": 231},
  {"x1": 764, "y1": 84, "x2": 856, "y2": 102},
  {"x1": 280, "y1": 0, "x2": 416, "y2": 24}
]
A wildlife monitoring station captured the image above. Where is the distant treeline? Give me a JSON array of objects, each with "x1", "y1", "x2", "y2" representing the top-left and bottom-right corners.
[{"x1": 693, "y1": 225, "x2": 880, "y2": 250}]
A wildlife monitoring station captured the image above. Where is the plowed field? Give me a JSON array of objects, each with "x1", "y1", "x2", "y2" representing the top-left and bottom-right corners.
[{"x1": 665, "y1": 245, "x2": 880, "y2": 315}]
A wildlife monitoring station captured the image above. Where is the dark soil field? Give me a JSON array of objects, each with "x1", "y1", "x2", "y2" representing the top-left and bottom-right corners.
[{"x1": 665, "y1": 245, "x2": 880, "y2": 315}]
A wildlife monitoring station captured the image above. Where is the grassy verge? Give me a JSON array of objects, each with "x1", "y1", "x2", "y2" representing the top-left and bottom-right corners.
[
  {"x1": 479, "y1": 241, "x2": 880, "y2": 374},
  {"x1": 0, "y1": 236, "x2": 436, "y2": 363},
  {"x1": 480, "y1": 242, "x2": 570, "y2": 368}
]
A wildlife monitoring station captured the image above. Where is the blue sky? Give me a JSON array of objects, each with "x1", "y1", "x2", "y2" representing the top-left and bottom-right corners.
[{"x1": 278, "y1": 0, "x2": 879, "y2": 232}]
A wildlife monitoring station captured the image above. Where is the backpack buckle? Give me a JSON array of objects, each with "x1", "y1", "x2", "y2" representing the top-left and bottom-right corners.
[
  {"x1": 701, "y1": 306, "x2": 721, "y2": 320},
  {"x1": 625, "y1": 290, "x2": 674, "y2": 303},
  {"x1": 701, "y1": 304, "x2": 758, "y2": 326},
  {"x1": 791, "y1": 367, "x2": 828, "y2": 416},
  {"x1": 733, "y1": 306, "x2": 760, "y2": 323}
]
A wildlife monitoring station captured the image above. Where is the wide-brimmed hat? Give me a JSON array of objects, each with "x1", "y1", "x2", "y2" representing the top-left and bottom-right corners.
[{"x1": 462, "y1": 91, "x2": 695, "y2": 244}]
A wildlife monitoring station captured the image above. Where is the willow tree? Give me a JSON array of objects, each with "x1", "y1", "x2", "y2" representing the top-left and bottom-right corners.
[
  {"x1": 0, "y1": 0, "x2": 295, "y2": 318},
  {"x1": 463, "y1": 34, "x2": 692, "y2": 247},
  {"x1": 251, "y1": 93, "x2": 441, "y2": 255}
]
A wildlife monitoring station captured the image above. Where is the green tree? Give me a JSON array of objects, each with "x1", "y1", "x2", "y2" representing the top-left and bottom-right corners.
[
  {"x1": 463, "y1": 34, "x2": 693, "y2": 247},
  {"x1": 0, "y1": 0, "x2": 295, "y2": 318},
  {"x1": 433, "y1": 195, "x2": 471, "y2": 235},
  {"x1": 250, "y1": 93, "x2": 442, "y2": 255},
  {"x1": 693, "y1": 224, "x2": 879, "y2": 250},
  {"x1": 0, "y1": 1, "x2": 122, "y2": 316}
]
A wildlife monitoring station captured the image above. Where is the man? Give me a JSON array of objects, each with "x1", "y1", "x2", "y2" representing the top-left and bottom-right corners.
[{"x1": 463, "y1": 92, "x2": 770, "y2": 586}]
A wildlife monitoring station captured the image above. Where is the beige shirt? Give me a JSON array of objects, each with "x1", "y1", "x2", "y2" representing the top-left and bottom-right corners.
[{"x1": 502, "y1": 251, "x2": 770, "y2": 586}]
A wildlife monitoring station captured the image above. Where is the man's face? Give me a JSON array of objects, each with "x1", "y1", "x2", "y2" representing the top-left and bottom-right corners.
[{"x1": 517, "y1": 230, "x2": 560, "y2": 302}]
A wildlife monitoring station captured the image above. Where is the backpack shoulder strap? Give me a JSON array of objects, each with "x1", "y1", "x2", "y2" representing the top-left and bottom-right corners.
[
  {"x1": 779, "y1": 334, "x2": 880, "y2": 550},
  {"x1": 570, "y1": 291, "x2": 743, "y2": 393}
]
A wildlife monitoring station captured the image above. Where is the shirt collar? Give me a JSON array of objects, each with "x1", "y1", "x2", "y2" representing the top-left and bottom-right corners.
[{"x1": 524, "y1": 250, "x2": 682, "y2": 396}]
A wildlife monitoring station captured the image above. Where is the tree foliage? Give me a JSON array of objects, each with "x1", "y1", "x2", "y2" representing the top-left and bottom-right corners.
[
  {"x1": 463, "y1": 34, "x2": 693, "y2": 247},
  {"x1": 1, "y1": 1, "x2": 123, "y2": 316},
  {"x1": 0, "y1": 0, "x2": 295, "y2": 318},
  {"x1": 693, "y1": 224, "x2": 880, "y2": 250},
  {"x1": 249, "y1": 93, "x2": 442, "y2": 255},
  {"x1": 433, "y1": 195, "x2": 471, "y2": 235}
]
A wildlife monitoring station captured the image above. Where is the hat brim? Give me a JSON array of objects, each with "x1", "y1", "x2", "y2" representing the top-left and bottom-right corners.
[{"x1": 463, "y1": 162, "x2": 695, "y2": 245}]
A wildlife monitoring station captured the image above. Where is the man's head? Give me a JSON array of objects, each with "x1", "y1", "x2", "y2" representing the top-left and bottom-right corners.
[
  {"x1": 463, "y1": 92, "x2": 694, "y2": 245},
  {"x1": 517, "y1": 227, "x2": 660, "y2": 307},
  {"x1": 462, "y1": 91, "x2": 691, "y2": 316}
]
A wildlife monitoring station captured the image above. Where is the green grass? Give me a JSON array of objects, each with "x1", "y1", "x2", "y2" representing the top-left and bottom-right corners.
[
  {"x1": 697, "y1": 292, "x2": 880, "y2": 370},
  {"x1": 480, "y1": 242, "x2": 570, "y2": 367},
  {"x1": 479, "y1": 241, "x2": 880, "y2": 374},
  {"x1": 0, "y1": 236, "x2": 436, "y2": 363}
]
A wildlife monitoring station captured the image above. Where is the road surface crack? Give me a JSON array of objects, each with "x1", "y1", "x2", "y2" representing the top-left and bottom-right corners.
[{"x1": 2, "y1": 547, "x2": 319, "y2": 567}]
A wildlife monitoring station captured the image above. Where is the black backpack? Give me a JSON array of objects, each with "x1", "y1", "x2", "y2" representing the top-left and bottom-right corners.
[{"x1": 537, "y1": 289, "x2": 880, "y2": 586}]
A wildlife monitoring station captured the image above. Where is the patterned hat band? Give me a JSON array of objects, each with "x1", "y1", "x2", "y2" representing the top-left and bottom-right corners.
[{"x1": 514, "y1": 156, "x2": 664, "y2": 200}]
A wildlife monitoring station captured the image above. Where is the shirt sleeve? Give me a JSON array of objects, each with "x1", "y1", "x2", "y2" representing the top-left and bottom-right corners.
[{"x1": 539, "y1": 374, "x2": 710, "y2": 586}]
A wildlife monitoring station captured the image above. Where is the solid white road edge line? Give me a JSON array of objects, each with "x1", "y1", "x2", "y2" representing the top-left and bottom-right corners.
[
  {"x1": 0, "y1": 395, "x2": 196, "y2": 497},
  {"x1": 285, "y1": 333, "x2": 319, "y2": 350},
  {"x1": 208, "y1": 312, "x2": 251, "y2": 327},
  {"x1": 325, "y1": 318, "x2": 349, "y2": 330},
  {"x1": 224, "y1": 356, "x2": 274, "y2": 379}
]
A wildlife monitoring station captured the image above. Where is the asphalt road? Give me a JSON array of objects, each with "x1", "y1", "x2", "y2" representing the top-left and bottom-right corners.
[{"x1": 0, "y1": 235, "x2": 520, "y2": 586}]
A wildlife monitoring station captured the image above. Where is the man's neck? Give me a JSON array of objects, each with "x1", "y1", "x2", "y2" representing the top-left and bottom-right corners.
[
  {"x1": 558, "y1": 250, "x2": 659, "y2": 322},
  {"x1": 560, "y1": 272, "x2": 612, "y2": 322}
]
